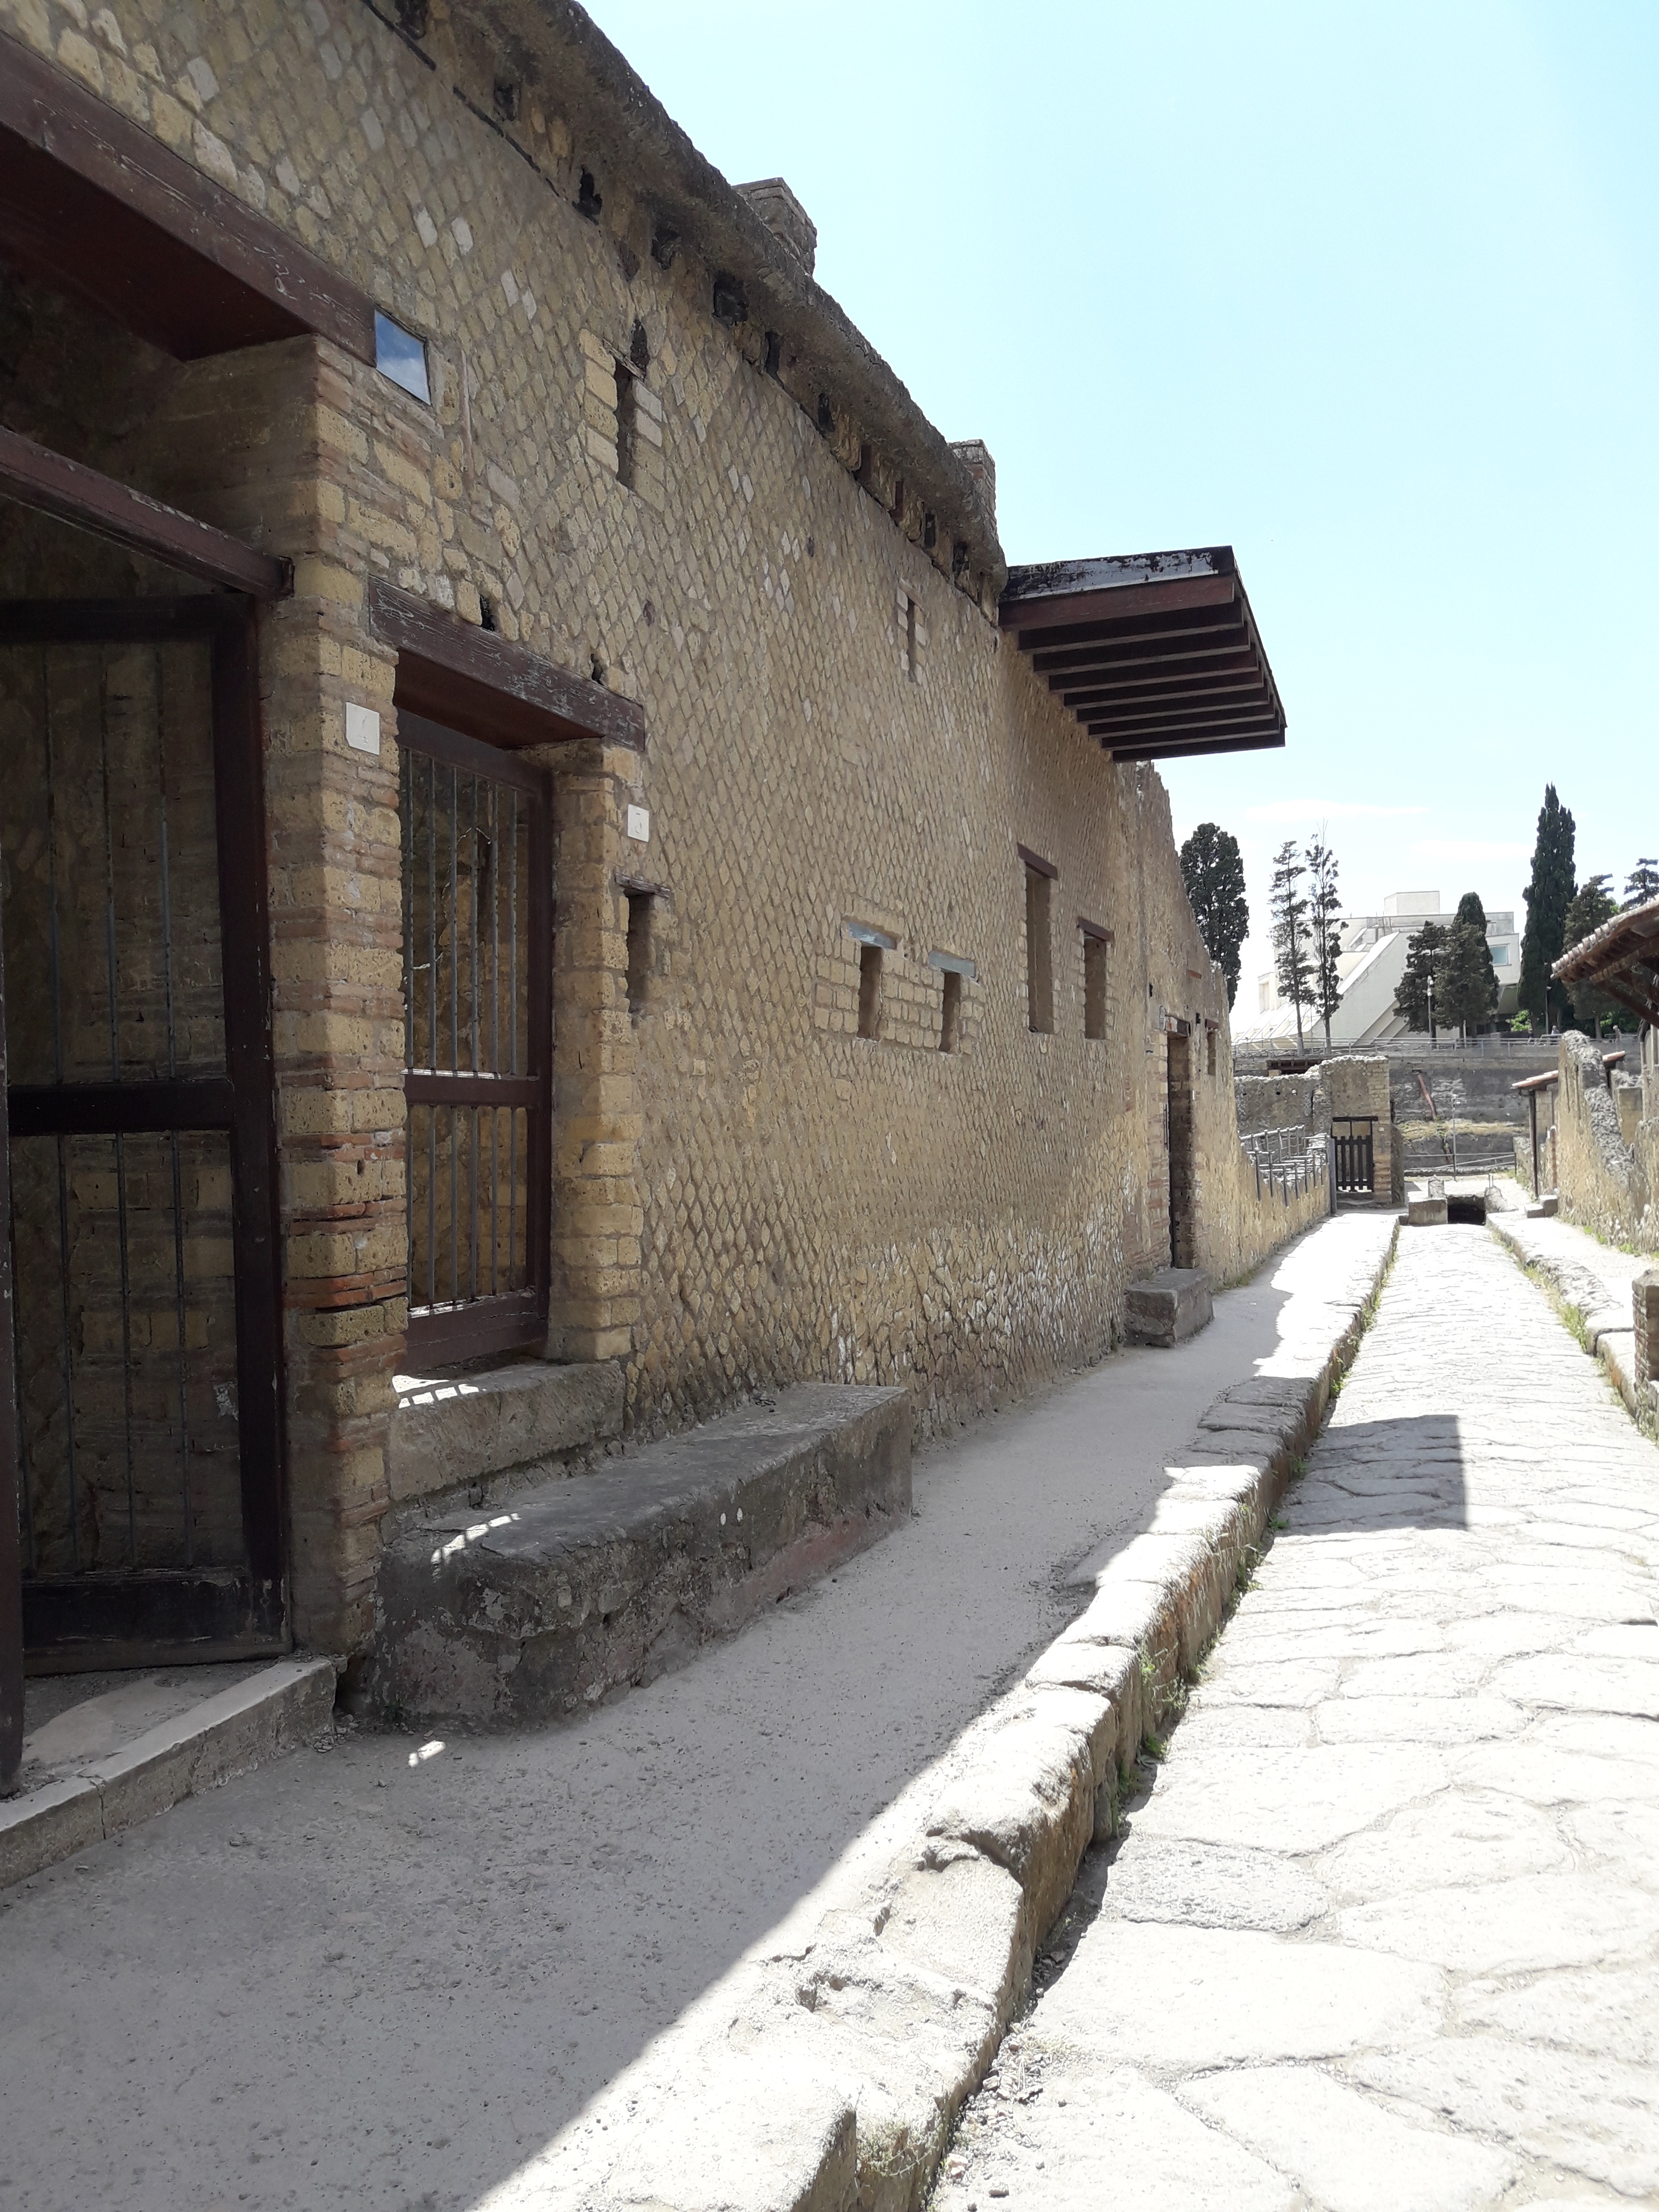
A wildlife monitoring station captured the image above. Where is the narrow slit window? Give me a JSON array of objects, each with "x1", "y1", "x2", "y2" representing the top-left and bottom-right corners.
[
  {"x1": 615, "y1": 362, "x2": 639, "y2": 489},
  {"x1": 857, "y1": 941, "x2": 883, "y2": 1039},
  {"x1": 903, "y1": 593, "x2": 918, "y2": 682},
  {"x1": 1083, "y1": 933, "x2": 1108, "y2": 1041},
  {"x1": 939, "y1": 967, "x2": 962, "y2": 1053},
  {"x1": 1024, "y1": 863, "x2": 1053, "y2": 1034},
  {"x1": 625, "y1": 890, "x2": 653, "y2": 1016},
  {"x1": 1206, "y1": 1022, "x2": 1218, "y2": 1077}
]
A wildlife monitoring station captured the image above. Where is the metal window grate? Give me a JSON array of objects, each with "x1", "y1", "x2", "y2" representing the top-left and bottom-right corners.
[{"x1": 397, "y1": 713, "x2": 550, "y2": 1365}]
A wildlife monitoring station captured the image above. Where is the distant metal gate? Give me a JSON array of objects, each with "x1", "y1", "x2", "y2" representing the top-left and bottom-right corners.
[
  {"x1": 1334, "y1": 1117, "x2": 1376, "y2": 1195},
  {"x1": 0, "y1": 599, "x2": 284, "y2": 1668}
]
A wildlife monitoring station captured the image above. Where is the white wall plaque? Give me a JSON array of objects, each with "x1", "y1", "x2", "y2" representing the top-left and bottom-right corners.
[
  {"x1": 345, "y1": 703, "x2": 382, "y2": 756},
  {"x1": 625, "y1": 804, "x2": 650, "y2": 842}
]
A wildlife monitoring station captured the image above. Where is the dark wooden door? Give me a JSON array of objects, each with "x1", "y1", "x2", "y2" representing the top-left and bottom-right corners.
[
  {"x1": 1334, "y1": 1118, "x2": 1377, "y2": 1195},
  {"x1": 0, "y1": 598, "x2": 284, "y2": 1668},
  {"x1": 0, "y1": 880, "x2": 22, "y2": 1787}
]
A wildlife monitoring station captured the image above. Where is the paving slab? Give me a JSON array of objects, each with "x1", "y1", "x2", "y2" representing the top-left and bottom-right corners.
[{"x1": 936, "y1": 1224, "x2": 1659, "y2": 2212}]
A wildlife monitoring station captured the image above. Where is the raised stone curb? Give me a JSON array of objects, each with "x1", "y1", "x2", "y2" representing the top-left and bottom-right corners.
[
  {"x1": 1488, "y1": 1212, "x2": 1655, "y2": 1428},
  {"x1": 527, "y1": 1219, "x2": 1399, "y2": 2212},
  {"x1": 0, "y1": 1657, "x2": 335, "y2": 1892}
]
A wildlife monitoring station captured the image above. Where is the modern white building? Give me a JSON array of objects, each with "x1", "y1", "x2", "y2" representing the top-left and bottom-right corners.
[{"x1": 1237, "y1": 891, "x2": 1521, "y2": 1051}]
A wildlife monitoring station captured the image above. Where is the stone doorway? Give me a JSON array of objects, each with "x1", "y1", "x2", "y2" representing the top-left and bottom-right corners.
[{"x1": 1167, "y1": 1026, "x2": 1196, "y2": 1268}]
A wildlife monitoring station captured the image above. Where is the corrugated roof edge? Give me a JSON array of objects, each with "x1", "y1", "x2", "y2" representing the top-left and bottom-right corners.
[
  {"x1": 1553, "y1": 891, "x2": 1659, "y2": 982},
  {"x1": 1004, "y1": 547, "x2": 1237, "y2": 601},
  {"x1": 464, "y1": 0, "x2": 1005, "y2": 596}
]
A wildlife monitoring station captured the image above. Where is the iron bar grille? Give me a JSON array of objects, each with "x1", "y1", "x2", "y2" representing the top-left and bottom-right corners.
[
  {"x1": 1, "y1": 639, "x2": 242, "y2": 1576},
  {"x1": 398, "y1": 715, "x2": 550, "y2": 1365}
]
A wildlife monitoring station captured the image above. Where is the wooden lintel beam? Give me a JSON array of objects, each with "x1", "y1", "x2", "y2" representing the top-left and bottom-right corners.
[
  {"x1": 0, "y1": 422, "x2": 289, "y2": 597},
  {"x1": 369, "y1": 578, "x2": 647, "y2": 752}
]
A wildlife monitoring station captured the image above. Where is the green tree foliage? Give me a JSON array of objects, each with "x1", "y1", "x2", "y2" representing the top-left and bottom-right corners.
[
  {"x1": 1561, "y1": 873, "x2": 1619, "y2": 1031},
  {"x1": 1269, "y1": 840, "x2": 1312, "y2": 1050},
  {"x1": 1178, "y1": 822, "x2": 1249, "y2": 1009},
  {"x1": 1519, "y1": 784, "x2": 1575, "y2": 1028},
  {"x1": 1439, "y1": 891, "x2": 1500, "y2": 1038},
  {"x1": 1624, "y1": 857, "x2": 1659, "y2": 909},
  {"x1": 1305, "y1": 835, "x2": 1342, "y2": 1048},
  {"x1": 1394, "y1": 920, "x2": 1448, "y2": 1035}
]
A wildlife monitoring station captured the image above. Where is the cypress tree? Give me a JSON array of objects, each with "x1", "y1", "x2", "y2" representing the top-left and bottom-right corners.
[
  {"x1": 1519, "y1": 786, "x2": 1575, "y2": 1029},
  {"x1": 1178, "y1": 823, "x2": 1249, "y2": 1008},
  {"x1": 1439, "y1": 892, "x2": 1500, "y2": 1038},
  {"x1": 1394, "y1": 920, "x2": 1448, "y2": 1036},
  {"x1": 1269, "y1": 841, "x2": 1312, "y2": 1050},
  {"x1": 1305, "y1": 835, "x2": 1343, "y2": 1048}
]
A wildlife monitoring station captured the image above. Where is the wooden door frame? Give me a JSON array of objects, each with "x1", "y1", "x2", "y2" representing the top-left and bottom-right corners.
[
  {"x1": 0, "y1": 595, "x2": 286, "y2": 1665},
  {"x1": 0, "y1": 875, "x2": 22, "y2": 1788}
]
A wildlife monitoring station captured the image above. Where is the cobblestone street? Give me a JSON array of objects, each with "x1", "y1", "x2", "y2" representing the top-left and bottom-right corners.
[{"x1": 935, "y1": 1224, "x2": 1659, "y2": 2211}]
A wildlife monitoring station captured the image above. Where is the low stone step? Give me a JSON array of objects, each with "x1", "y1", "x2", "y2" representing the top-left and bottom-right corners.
[
  {"x1": 1124, "y1": 1267, "x2": 1213, "y2": 1347},
  {"x1": 365, "y1": 1382, "x2": 910, "y2": 1727}
]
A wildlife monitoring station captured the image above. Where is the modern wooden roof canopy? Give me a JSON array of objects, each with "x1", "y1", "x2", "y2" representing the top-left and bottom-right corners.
[
  {"x1": 1552, "y1": 892, "x2": 1659, "y2": 1028},
  {"x1": 0, "y1": 35, "x2": 375, "y2": 363},
  {"x1": 999, "y1": 547, "x2": 1286, "y2": 763}
]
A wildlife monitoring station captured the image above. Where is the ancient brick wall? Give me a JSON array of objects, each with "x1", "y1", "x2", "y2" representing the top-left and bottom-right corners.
[
  {"x1": 1555, "y1": 1032, "x2": 1657, "y2": 1253},
  {"x1": 2, "y1": 0, "x2": 1317, "y2": 1647}
]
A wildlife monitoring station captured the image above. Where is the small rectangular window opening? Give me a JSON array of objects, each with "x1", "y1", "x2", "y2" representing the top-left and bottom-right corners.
[
  {"x1": 1207, "y1": 1023, "x2": 1218, "y2": 1077},
  {"x1": 1025, "y1": 865, "x2": 1053, "y2": 1034},
  {"x1": 625, "y1": 890, "x2": 653, "y2": 1017},
  {"x1": 904, "y1": 593, "x2": 918, "y2": 683},
  {"x1": 857, "y1": 941, "x2": 884, "y2": 1039},
  {"x1": 939, "y1": 968, "x2": 961, "y2": 1053},
  {"x1": 1083, "y1": 934, "x2": 1108, "y2": 1041},
  {"x1": 615, "y1": 362, "x2": 639, "y2": 489},
  {"x1": 375, "y1": 310, "x2": 431, "y2": 403}
]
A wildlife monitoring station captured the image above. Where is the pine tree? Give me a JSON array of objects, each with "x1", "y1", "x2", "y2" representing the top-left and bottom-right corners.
[
  {"x1": 1178, "y1": 822, "x2": 1249, "y2": 1009},
  {"x1": 1439, "y1": 892, "x2": 1500, "y2": 1039},
  {"x1": 1624, "y1": 858, "x2": 1659, "y2": 909},
  {"x1": 1269, "y1": 840, "x2": 1312, "y2": 1051},
  {"x1": 1305, "y1": 835, "x2": 1342, "y2": 1048},
  {"x1": 1394, "y1": 920, "x2": 1448, "y2": 1036},
  {"x1": 1519, "y1": 785, "x2": 1575, "y2": 1029},
  {"x1": 1561, "y1": 873, "x2": 1619, "y2": 1031}
]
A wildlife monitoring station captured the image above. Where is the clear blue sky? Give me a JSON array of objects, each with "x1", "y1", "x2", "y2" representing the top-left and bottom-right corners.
[{"x1": 585, "y1": 0, "x2": 1657, "y2": 1006}]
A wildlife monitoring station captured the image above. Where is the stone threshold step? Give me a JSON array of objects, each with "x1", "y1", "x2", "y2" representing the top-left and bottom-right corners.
[
  {"x1": 0, "y1": 1656, "x2": 335, "y2": 1891},
  {"x1": 364, "y1": 1381, "x2": 910, "y2": 1728}
]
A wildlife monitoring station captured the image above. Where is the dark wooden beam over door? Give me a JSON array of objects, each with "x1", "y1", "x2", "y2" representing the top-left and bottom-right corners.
[
  {"x1": 0, "y1": 424, "x2": 290, "y2": 597},
  {"x1": 0, "y1": 33, "x2": 375, "y2": 363},
  {"x1": 370, "y1": 580, "x2": 647, "y2": 751}
]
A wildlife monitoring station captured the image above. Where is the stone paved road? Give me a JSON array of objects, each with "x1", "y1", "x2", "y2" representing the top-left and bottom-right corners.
[{"x1": 933, "y1": 1224, "x2": 1659, "y2": 2211}]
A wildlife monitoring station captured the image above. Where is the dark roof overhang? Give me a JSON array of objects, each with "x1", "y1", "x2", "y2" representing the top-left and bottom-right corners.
[
  {"x1": 1552, "y1": 893, "x2": 1659, "y2": 1028},
  {"x1": 999, "y1": 546, "x2": 1286, "y2": 763}
]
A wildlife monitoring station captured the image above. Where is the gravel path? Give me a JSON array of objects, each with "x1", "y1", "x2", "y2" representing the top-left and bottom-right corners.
[
  {"x1": 933, "y1": 1223, "x2": 1659, "y2": 2212},
  {"x1": 0, "y1": 1217, "x2": 1390, "y2": 2212}
]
